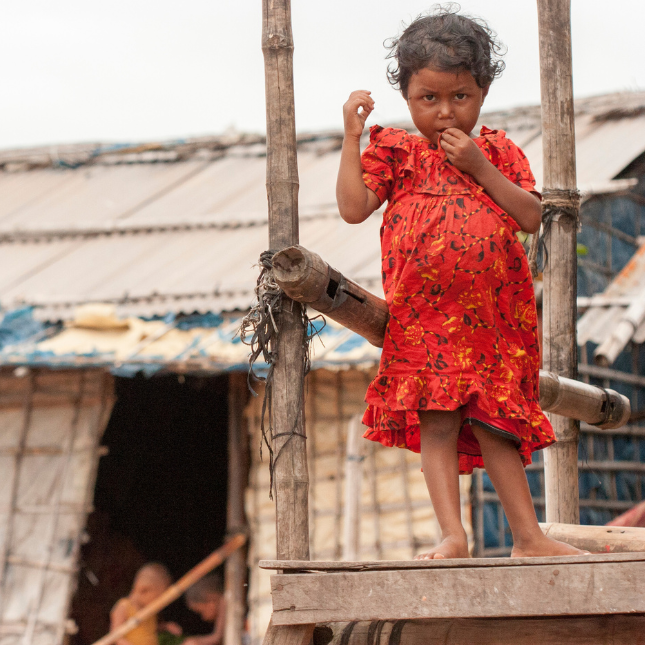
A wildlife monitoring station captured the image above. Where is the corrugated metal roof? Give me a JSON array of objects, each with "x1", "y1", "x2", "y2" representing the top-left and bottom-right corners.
[
  {"x1": 577, "y1": 241, "x2": 645, "y2": 363},
  {"x1": 0, "y1": 307, "x2": 380, "y2": 374},
  {"x1": 0, "y1": 91, "x2": 643, "y2": 322}
]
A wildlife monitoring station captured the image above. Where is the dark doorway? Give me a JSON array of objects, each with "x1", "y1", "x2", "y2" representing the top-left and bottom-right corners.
[{"x1": 71, "y1": 373, "x2": 229, "y2": 645}]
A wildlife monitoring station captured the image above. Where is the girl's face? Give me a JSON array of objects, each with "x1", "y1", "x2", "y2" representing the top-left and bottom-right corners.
[{"x1": 405, "y1": 68, "x2": 488, "y2": 145}]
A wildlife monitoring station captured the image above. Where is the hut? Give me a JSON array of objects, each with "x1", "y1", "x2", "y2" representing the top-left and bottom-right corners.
[{"x1": 0, "y1": 91, "x2": 644, "y2": 645}]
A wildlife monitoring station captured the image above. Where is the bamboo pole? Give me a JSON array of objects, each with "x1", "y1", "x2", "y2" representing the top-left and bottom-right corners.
[
  {"x1": 342, "y1": 415, "x2": 365, "y2": 561},
  {"x1": 90, "y1": 535, "x2": 246, "y2": 645},
  {"x1": 261, "y1": 3, "x2": 314, "y2": 643},
  {"x1": 537, "y1": 0, "x2": 581, "y2": 524},
  {"x1": 272, "y1": 244, "x2": 630, "y2": 429},
  {"x1": 261, "y1": 0, "x2": 311, "y2": 565},
  {"x1": 539, "y1": 522, "x2": 645, "y2": 553},
  {"x1": 224, "y1": 373, "x2": 249, "y2": 645}
]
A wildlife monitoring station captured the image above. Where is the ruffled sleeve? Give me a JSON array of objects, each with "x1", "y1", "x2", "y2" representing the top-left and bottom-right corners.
[
  {"x1": 361, "y1": 126, "x2": 414, "y2": 205},
  {"x1": 478, "y1": 127, "x2": 539, "y2": 197}
]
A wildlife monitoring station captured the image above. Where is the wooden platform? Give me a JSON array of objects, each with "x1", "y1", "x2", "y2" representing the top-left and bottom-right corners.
[{"x1": 260, "y1": 553, "x2": 645, "y2": 625}]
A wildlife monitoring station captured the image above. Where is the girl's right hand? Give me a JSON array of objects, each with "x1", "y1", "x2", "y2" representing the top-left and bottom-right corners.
[{"x1": 343, "y1": 90, "x2": 374, "y2": 140}]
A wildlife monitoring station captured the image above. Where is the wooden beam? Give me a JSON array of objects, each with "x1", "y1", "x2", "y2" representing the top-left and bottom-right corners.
[
  {"x1": 224, "y1": 372, "x2": 249, "y2": 645},
  {"x1": 326, "y1": 616, "x2": 645, "y2": 645},
  {"x1": 537, "y1": 0, "x2": 581, "y2": 524},
  {"x1": 272, "y1": 245, "x2": 630, "y2": 428},
  {"x1": 261, "y1": 0, "x2": 310, "y2": 562},
  {"x1": 267, "y1": 556, "x2": 645, "y2": 624}
]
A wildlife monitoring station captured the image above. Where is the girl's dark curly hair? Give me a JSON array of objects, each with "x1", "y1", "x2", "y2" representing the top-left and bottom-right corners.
[{"x1": 386, "y1": 3, "x2": 505, "y2": 98}]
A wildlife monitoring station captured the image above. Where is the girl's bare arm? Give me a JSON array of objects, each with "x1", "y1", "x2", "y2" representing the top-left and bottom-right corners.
[
  {"x1": 336, "y1": 90, "x2": 381, "y2": 224},
  {"x1": 440, "y1": 128, "x2": 541, "y2": 234}
]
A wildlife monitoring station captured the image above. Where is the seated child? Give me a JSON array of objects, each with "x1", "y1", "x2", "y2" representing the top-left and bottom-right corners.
[
  {"x1": 182, "y1": 574, "x2": 226, "y2": 645},
  {"x1": 111, "y1": 563, "x2": 180, "y2": 645}
]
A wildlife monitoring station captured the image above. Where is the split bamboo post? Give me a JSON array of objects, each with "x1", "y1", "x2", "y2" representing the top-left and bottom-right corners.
[
  {"x1": 262, "y1": 2, "x2": 314, "y2": 644},
  {"x1": 224, "y1": 373, "x2": 249, "y2": 645},
  {"x1": 262, "y1": 0, "x2": 310, "y2": 563},
  {"x1": 272, "y1": 244, "x2": 630, "y2": 429},
  {"x1": 537, "y1": 0, "x2": 581, "y2": 524},
  {"x1": 342, "y1": 415, "x2": 366, "y2": 561},
  {"x1": 90, "y1": 535, "x2": 246, "y2": 645}
]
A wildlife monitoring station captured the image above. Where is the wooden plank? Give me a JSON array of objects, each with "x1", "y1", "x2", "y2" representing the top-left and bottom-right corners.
[
  {"x1": 260, "y1": 551, "x2": 645, "y2": 571},
  {"x1": 269, "y1": 561, "x2": 645, "y2": 624},
  {"x1": 326, "y1": 617, "x2": 645, "y2": 645}
]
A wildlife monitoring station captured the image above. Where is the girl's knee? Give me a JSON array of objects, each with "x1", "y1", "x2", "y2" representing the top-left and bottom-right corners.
[{"x1": 419, "y1": 409, "x2": 461, "y2": 441}]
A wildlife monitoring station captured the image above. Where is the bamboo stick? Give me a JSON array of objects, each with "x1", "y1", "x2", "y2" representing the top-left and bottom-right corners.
[
  {"x1": 539, "y1": 522, "x2": 645, "y2": 553},
  {"x1": 90, "y1": 535, "x2": 247, "y2": 645},
  {"x1": 272, "y1": 245, "x2": 388, "y2": 347},
  {"x1": 272, "y1": 244, "x2": 631, "y2": 429},
  {"x1": 342, "y1": 415, "x2": 365, "y2": 561},
  {"x1": 537, "y1": 0, "x2": 581, "y2": 524},
  {"x1": 262, "y1": 0, "x2": 310, "y2": 563},
  {"x1": 224, "y1": 373, "x2": 249, "y2": 645}
]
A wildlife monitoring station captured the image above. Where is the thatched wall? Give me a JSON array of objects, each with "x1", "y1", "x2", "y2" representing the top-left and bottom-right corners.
[{"x1": 0, "y1": 368, "x2": 114, "y2": 645}]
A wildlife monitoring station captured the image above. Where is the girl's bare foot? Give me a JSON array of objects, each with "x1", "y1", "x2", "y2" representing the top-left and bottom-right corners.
[
  {"x1": 511, "y1": 535, "x2": 590, "y2": 558},
  {"x1": 414, "y1": 533, "x2": 470, "y2": 560}
]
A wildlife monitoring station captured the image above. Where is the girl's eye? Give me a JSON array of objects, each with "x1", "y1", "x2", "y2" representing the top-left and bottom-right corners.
[
  {"x1": 455, "y1": 93, "x2": 466, "y2": 100},
  {"x1": 423, "y1": 94, "x2": 436, "y2": 101}
]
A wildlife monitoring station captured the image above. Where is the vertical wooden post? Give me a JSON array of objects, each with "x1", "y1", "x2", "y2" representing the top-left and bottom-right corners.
[
  {"x1": 537, "y1": 0, "x2": 580, "y2": 524},
  {"x1": 225, "y1": 372, "x2": 249, "y2": 645},
  {"x1": 342, "y1": 415, "x2": 365, "y2": 561},
  {"x1": 262, "y1": 0, "x2": 310, "y2": 563},
  {"x1": 262, "y1": 2, "x2": 313, "y2": 642}
]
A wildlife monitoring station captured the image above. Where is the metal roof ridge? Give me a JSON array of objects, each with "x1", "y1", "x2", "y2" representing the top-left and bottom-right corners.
[{"x1": 0, "y1": 211, "x2": 338, "y2": 242}]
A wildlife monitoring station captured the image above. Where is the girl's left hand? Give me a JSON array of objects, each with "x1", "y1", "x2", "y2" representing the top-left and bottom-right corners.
[{"x1": 440, "y1": 128, "x2": 487, "y2": 177}]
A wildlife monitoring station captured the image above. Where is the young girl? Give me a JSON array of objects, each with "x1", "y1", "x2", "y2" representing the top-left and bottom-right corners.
[{"x1": 337, "y1": 6, "x2": 586, "y2": 560}]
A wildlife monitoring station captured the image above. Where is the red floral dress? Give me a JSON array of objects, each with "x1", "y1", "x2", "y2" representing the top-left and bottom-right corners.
[{"x1": 361, "y1": 125, "x2": 555, "y2": 474}]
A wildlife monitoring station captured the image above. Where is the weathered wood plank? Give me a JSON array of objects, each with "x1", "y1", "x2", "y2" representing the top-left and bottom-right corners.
[
  {"x1": 269, "y1": 561, "x2": 645, "y2": 624},
  {"x1": 260, "y1": 551, "x2": 645, "y2": 571},
  {"x1": 326, "y1": 617, "x2": 645, "y2": 645}
]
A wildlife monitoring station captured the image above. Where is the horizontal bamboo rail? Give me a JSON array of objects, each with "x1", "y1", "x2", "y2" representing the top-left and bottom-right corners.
[
  {"x1": 539, "y1": 522, "x2": 645, "y2": 553},
  {"x1": 91, "y1": 534, "x2": 246, "y2": 645},
  {"x1": 272, "y1": 245, "x2": 631, "y2": 429}
]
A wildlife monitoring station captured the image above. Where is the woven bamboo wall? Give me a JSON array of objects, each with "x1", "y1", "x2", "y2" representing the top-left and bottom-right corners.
[
  {"x1": 0, "y1": 368, "x2": 114, "y2": 645},
  {"x1": 245, "y1": 368, "x2": 473, "y2": 645}
]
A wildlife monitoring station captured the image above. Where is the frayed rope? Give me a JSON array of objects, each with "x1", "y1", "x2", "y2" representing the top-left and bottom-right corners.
[
  {"x1": 239, "y1": 250, "x2": 324, "y2": 499},
  {"x1": 528, "y1": 188, "x2": 580, "y2": 278}
]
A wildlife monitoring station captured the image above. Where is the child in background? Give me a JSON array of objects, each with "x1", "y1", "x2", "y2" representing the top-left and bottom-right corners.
[
  {"x1": 183, "y1": 574, "x2": 226, "y2": 645},
  {"x1": 336, "y1": 5, "x2": 588, "y2": 560},
  {"x1": 111, "y1": 563, "x2": 181, "y2": 645}
]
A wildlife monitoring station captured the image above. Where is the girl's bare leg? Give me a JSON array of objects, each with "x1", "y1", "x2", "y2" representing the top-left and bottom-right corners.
[
  {"x1": 471, "y1": 424, "x2": 589, "y2": 557},
  {"x1": 415, "y1": 410, "x2": 470, "y2": 559}
]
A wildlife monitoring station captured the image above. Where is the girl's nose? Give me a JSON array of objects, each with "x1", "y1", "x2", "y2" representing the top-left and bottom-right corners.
[{"x1": 438, "y1": 101, "x2": 453, "y2": 118}]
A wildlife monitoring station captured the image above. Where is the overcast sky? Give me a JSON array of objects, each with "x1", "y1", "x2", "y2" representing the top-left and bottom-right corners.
[{"x1": 1, "y1": 1, "x2": 644, "y2": 150}]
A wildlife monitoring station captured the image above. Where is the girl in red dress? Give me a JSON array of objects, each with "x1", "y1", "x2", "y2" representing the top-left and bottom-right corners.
[{"x1": 336, "y1": 6, "x2": 586, "y2": 559}]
